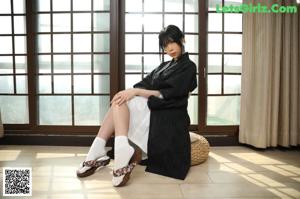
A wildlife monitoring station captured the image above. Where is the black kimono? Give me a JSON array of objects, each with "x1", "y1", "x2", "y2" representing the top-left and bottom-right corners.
[{"x1": 133, "y1": 52, "x2": 197, "y2": 180}]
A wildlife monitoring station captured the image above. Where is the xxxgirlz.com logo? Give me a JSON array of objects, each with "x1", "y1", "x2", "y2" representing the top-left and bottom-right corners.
[{"x1": 216, "y1": 3, "x2": 298, "y2": 13}]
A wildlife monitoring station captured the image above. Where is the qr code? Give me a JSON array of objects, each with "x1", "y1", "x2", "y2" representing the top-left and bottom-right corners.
[{"x1": 2, "y1": 167, "x2": 32, "y2": 196}]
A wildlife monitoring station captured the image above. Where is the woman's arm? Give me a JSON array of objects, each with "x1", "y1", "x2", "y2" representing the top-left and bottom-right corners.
[
  {"x1": 111, "y1": 88, "x2": 161, "y2": 106},
  {"x1": 135, "y1": 88, "x2": 161, "y2": 98}
]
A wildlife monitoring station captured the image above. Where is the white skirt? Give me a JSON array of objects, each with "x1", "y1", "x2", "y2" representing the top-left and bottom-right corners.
[{"x1": 126, "y1": 96, "x2": 150, "y2": 155}]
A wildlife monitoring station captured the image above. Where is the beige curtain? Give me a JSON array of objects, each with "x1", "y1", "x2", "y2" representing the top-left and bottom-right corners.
[
  {"x1": 239, "y1": 0, "x2": 300, "y2": 148},
  {"x1": 0, "y1": 108, "x2": 3, "y2": 138}
]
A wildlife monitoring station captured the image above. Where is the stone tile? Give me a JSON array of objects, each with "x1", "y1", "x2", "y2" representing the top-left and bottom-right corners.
[{"x1": 180, "y1": 183, "x2": 280, "y2": 198}]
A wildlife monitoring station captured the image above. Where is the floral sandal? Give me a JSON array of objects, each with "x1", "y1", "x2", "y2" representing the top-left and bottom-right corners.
[
  {"x1": 112, "y1": 148, "x2": 142, "y2": 187},
  {"x1": 77, "y1": 156, "x2": 110, "y2": 178}
]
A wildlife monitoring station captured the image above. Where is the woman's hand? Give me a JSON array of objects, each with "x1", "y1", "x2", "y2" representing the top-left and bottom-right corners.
[{"x1": 111, "y1": 88, "x2": 137, "y2": 106}]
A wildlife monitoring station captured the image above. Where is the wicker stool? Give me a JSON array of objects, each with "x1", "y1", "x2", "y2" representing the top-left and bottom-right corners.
[{"x1": 190, "y1": 132, "x2": 210, "y2": 166}]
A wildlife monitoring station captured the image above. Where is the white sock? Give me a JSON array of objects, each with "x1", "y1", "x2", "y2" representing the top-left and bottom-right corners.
[
  {"x1": 86, "y1": 136, "x2": 107, "y2": 161},
  {"x1": 112, "y1": 136, "x2": 134, "y2": 186},
  {"x1": 77, "y1": 137, "x2": 107, "y2": 173}
]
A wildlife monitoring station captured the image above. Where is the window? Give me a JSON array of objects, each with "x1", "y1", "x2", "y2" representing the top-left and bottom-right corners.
[
  {"x1": 36, "y1": 0, "x2": 111, "y2": 125},
  {"x1": 0, "y1": 0, "x2": 28, "y2": 124},
  {"x1": 0, "y1": 0, "x2": 243, "y2": 136},
  {"x1": 206, "y1": 0, "x2": 242, "y2": 125}
]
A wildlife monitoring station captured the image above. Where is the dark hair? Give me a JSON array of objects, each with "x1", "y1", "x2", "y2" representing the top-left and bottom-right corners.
[{"x1": 158, "y1": 25, "x2": 184, "y2": 54}]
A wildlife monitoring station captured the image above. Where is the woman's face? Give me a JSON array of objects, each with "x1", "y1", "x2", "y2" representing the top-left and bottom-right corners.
[{"x1": 164, "y1": 42, "x2": 182, "y2": 60}]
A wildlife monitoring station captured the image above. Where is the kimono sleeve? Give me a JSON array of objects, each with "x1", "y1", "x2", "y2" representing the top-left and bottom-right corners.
[{"x1": 159, "y1": 62, "x2": 197, "y2": 100}]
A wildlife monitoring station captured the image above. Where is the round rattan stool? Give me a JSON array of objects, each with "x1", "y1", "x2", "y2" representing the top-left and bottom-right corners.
[{"x1": 190, "y1": 132, "x2": 210, "y2": 166}]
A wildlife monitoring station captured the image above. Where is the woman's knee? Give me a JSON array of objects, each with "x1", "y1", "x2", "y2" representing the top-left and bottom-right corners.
[{"x1": 111, "y1": 101, "x2": 128, "y2": 110}]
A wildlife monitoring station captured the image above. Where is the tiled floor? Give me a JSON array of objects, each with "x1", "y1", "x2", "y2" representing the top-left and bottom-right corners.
[{"x1": 0, "y1": 145, "x2": 299, "y2": 199}]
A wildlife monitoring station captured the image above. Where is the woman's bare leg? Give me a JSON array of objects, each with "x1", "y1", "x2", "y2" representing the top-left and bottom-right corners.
[
  {"x1": 96, "y1": 99, "x2": 130, "y2": 140},
  {"x1": 96, "y1": 107, "x2": 115, "y2": 141},
  {"x1": 111, "y1": 102, "x2": 129, "y2": 136}
]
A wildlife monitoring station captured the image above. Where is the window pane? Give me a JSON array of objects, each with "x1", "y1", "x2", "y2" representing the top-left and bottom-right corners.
[
  {"x1": 54, "y1": 75, "x2": 71, "y2": 93},
  {"x1": 94, "y1": 54, "x2": 109, "y2": 73},
  {"x1": 37, "y1": 14, "x2": 50, "y2": 32},
  {"x1": 185, "y1": 35, "x2": 198, "y2": 53},
  {"x1": 94, "y1": 0, "x2": 110, "y2": 11},
  {"x1": 207, "y1": 75, "x2": 221, "y2": 94},
  {"x1": 53, "y1": 34, "x2": 71, "y2": 52},
  {"x1": 188, "y1": 95, "x2": 198, "y2": 124},
  {"x1": 37, "y1": 34, "x2": 51, "y2": 53},
  {"x1": 207, "y1": 54, "x2": 222, "y2": 73},
  {"x1": 15, "y1": 56, "x2": 27, "y2": 73},
  {"x1": 94, "y1": 34, "x2": 110, "y2": 52},
  {"x1": 53, "y1": 14, "x2": 71, "y2": 32},
  {"x1": 224, "y1": 34, "x2": 242, "y2": 52},
  {"x1": 224, "y1": 54, "x2": 241, "y2": 73},
  {"x1": 94, "y1": 13, "x2": 110, "y2": 31},
  {"x1": 208, "y1": 13, "x2": 222, "y2": 32},
  {"x1": 144, "y1": 34, "x2": 159, "y2": 52},
  {"x1": 224, "y1": 75, "x2": 241, "y2": 94},
  {"x1": 74, "y1": 54, "x2": 91, "y2": 73},
  {"x1": 38, "y1": 75, "x2": 51, "y2": 93},
  {"x1": 14, "y1": 16, "x2": 26, "y2": 34},
  {"x1": 0, "y1": 0, "x2": 11, "y2": 14},
  {"x1": 225, "y1": 14, "x2": 242, "y2": 32},
  {"x1": 0, "y1": 16, "x2": 12, "y2": 34},
  {"x1": 165, "y1": 0, "x2": 183, "y2": 12},
  {"x1": 38, "y1": 55, "x2": 51, "y2": 73},
  {"x1": 126, "y1": 0, "x2": 142, "y2": 12},
  {"x1": 0, "y1": 37, "x2": 12, "y2": 54},
  {"x1": 207, "y1": 96, "x2": 240, "y2": 125},
  {"x1": 0, "y1": 56, "x2": 13, "y2": 74},
  {"x1": 74, "y1": 96, "x2": 110, "y2": 125},
  {"x1": 125, "y1": 34, "x2": 142, "y2": 52},
  {"x1": 53, "y1": 55, "x2": 71, "y2": 73},
  {"x1": 16, "y1": 75, "x2": 27, "y2": 94},
  {"x1": 144, "y1": 14, "x2": 162, "y2": 32},
  {"x1": 14, "y1": 36, "x2": 27, "y2": 54},
  {"x1": 73, "y1": 0, "x2": 91, "y2": 11},
  {"x1": 125, "y1": 14, "x2": 143, "y2": 32},
  {"x1": 0, "y1": 76, "x2": 14, "y2": 93},
  {"x1": 144, "y1": 54, "x2": 160, "y2": 72},
  {"x1": 224, "y1": 0, "x2": 242, "y2": 7},
  {"x1": 39, "y1": 96, "x2": 72, "y2": 125},
  {"x1": 73, "y1": 34, "x2": 91, "y2": 52},
  {"x1": 37, "y1": 0, "x2": 50, "y2": 11},
  {"x1": 185, "y1": 14, "x2": 198, "y2": 33},
  {"x1": 73, "y1": 14, "x2": 91, "y2": 31},
  {"x1": 144, "y1": 0, "x2": 162, "y2": 12},
  {"x1": 0, "y1": 96, "x2": 29, "y2": 124},
  {"x1": 185, "y1": 0, "x2": 198, "y2": 12},
  {"x1": 94, "y1": 75, "x2": 110, "y2": 93},
  {"x1": 52, "y1": 0, "x2": 70, "y2": 11},
  {"x1": 125, "y1": 74, "x2": 141, "y2": 89},
  {"x1": 13, "y1": 0, "x2": 25, "y2": 14},
  {"x1": 125, "y1": 54, "x2": 142, "y2": 72},
  {"x1": 208, "y1": 0, "x2": 222, "y2": 11},
  {"x1": 74, "y1": 75, "x2": 91, "y2": 93},
  {"x1": 165, "y1": 14, "x2": 183, "y2": 31},
  {"x1": 75, "y1": 96, "x2": 99, "y2": 125},
  {"x1": 208, "y1": 34, "x2": 222, "y2": 52}
]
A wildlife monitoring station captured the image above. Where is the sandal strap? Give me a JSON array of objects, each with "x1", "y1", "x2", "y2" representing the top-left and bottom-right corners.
[
  {"x1": 83, "y1": 158, "x2": 109, "y2": 168},
  {"x1": 113, "y1": 162, "x2": 137, "y2": 177}
]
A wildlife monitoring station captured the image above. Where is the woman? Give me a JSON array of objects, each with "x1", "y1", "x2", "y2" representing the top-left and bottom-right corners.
[{"x1": 76, "y1": 25, "x2": 197, "y2": 187}]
